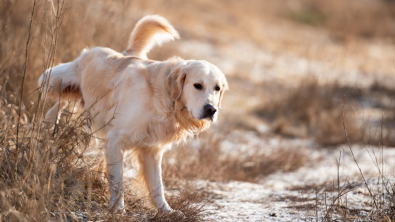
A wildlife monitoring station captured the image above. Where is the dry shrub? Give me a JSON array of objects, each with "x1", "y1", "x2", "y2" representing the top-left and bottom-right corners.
[
  {"x1": 163, "y1": 134, "x2": 307, "y2": 183},
  {"x1": 256, "y1": 78, "x2": 361, "y2": 146},
  {"x1": 366, "y1": 83, "x2": 395, "y2": 147},
  {"x1": 382, "y1": 115, "x2": 395, "y2": 147},
  {"x1": 0, "y1": 98, "x2": 104, "y2": 221}
]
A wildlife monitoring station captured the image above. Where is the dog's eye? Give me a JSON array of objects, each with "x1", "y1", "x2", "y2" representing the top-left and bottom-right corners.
[
  {"x1": 215, "y1": 85, "x2": 221, "y2": 91},
  {"x1": 194, "y1": 83, "x2": 203, "y2": 90}
]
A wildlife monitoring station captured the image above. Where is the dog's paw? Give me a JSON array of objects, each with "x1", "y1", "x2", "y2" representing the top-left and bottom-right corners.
[
  {"x1": 170, "y1": 209, "x2": 185, "y2": 218},
  {"x1": 109, "y1": 200, "x2": 125, "y2": 214},
  {"x1": 110, "y1": 206, "x2": 126, "y2": 214},
  {"x1": 156, "y1": 208, "x2": 185, "y2": 219}
]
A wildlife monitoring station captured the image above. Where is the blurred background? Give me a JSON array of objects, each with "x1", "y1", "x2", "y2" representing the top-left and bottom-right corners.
[{"x1": 1, "y1": 0, "x2": 395, "y2": 221}]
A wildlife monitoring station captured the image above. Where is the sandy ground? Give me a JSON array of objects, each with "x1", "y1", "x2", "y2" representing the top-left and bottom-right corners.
[{"x1": 193, "y1": 133, "x2": 395, "y2": 221}]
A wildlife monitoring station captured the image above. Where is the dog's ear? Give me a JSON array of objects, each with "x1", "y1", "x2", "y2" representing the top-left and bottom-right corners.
[
  {"x1": 218, "y1": 80, "x2": 229, "y2": 108},
  {"x1": 167, "y1": 66, "x2": 187, "y2": 101}
]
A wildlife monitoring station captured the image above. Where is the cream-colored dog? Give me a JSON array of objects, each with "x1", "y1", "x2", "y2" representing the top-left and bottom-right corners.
[{"x1": 39, "y1": 15, "x2": 228, "y2": 213}]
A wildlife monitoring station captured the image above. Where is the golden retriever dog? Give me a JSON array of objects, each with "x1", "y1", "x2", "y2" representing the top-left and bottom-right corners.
[{"x1": 38, "y1": 15, "x2": 228, "y2": 213}]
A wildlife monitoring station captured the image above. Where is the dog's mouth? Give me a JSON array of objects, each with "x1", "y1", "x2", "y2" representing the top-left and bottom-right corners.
[
  {"x1": 199, "y1": 113, "x2": 216, "y2": 122},
  {"x1": 200, "y1": 116, "x2": 213, "y2": 121}
]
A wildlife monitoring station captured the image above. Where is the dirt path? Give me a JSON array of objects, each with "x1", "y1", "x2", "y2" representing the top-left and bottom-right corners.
[{"x1": 197, "y1": 134, "x2": 395, "y2": 221}]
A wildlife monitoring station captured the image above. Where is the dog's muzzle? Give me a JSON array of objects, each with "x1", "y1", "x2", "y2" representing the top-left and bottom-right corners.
[{"x1": 200, "y1": 104, "x2": 217, "y2": 120}]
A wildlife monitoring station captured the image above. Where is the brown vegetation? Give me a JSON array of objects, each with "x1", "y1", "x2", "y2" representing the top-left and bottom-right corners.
[
  {"x1": 163, "y1": 134, "x2": 307, "y2": 184},
  {"x1": 256, "y1": 78, "x2": 395, "y2": 147},
  {"x1": 256, "y1": 78, "x2": 361, "y2": 146},
  {"x1": 287, "y1": 0, "x2": 395, "y2": 40}
]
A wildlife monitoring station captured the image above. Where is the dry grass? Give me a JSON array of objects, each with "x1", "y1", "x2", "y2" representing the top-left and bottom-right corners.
[
  {"x1": 266, "y1": 0, "x2": 395, "y2": 40},
  {"x1": 256, "y1": 77, "x2": 395, "y2": 147},
  {"x1": 256, "y1": 78, "x2": 362, "y2": 146},
  {"x1": 163, "y1": 134, "x2": 307, "y2": 183},
  {"x1": 1, "y1": 98, "x2": 97, "y2": 221},
  {"x1": 286, "y1": 0, "x2": 395, "y2": 40}
]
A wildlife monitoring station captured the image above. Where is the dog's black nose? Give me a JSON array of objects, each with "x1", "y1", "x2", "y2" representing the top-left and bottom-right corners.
[{"x1": 204, "y1": 104, "x2": 217, "y2": 116}]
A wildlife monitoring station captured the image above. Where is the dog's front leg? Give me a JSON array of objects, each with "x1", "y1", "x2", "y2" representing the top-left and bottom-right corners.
[
  {"x1": 106, "y1": 144, "x2": 124, "y2": 211},
  {"x1": 141, "y1": 150, "x2": 172, "y2": 212}
]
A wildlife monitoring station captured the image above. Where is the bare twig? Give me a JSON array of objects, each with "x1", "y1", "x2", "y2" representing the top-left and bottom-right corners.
[
  {"x1": 16, "y1": 0, "x2": 37, "y2": 152},
  {"x1": 341, "y1": 99, "x2": 378, "y2": 209}
]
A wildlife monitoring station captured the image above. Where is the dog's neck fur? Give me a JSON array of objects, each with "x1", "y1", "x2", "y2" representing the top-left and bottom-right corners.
[{"x1": 172, "y1": 99, "x2": 210, "y2": 140}]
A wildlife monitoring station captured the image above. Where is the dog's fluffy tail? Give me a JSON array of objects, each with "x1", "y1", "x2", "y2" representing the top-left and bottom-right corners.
[{"x1": 124, "y1": 15, "x2": 179, "y2": 59}]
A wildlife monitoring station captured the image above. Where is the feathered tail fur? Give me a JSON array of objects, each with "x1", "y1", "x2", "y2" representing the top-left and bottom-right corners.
[{"x1": 124, "y1": 15, "x2": 179, "y2": 59}]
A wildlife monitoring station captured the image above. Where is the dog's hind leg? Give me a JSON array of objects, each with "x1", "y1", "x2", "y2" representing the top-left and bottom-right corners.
[{"x1": 45, "y1": 100, "x2": 68, "y2": 123}]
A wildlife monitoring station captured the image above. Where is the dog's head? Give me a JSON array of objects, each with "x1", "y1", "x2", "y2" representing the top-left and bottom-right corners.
[{"x1": 167, "y1": 60, "x2": 228, "y2": 122}]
